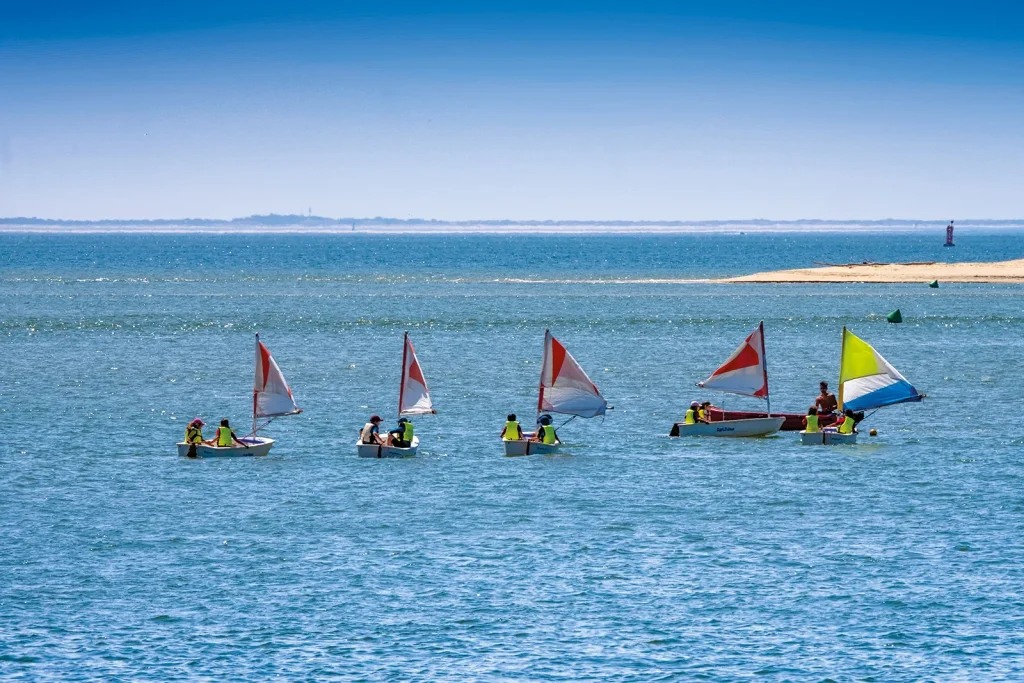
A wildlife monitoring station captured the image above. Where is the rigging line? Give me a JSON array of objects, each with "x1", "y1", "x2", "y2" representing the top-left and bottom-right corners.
[
  {"x1": 557, "y1": 415, "x2": 577, "y2": 429},
  {"x1": 246, "y1": 417, "x2": 276, "y2": 438}
]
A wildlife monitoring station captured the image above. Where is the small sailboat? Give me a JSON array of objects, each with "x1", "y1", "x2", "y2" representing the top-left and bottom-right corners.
[
  {"x1": 802, "y1": 327, "x2": 922, "y2": 445},
  {"x1": 671, "y1": 321, "x2": 784, "y2": 437},
  {"x1": 357, "y1": 332, "x2": 435, "y2": 458},
  {"x1": 177, "y1": 334, "x2": 302, "y2": 458},
  {"x1": 503, "y1": 329, "x2": 608, "y2": 456}
]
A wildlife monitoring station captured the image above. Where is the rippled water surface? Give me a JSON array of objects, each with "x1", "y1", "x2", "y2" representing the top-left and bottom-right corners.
[{"x1": 3, "y1": 232, "x2": 1024, "y2": 680}]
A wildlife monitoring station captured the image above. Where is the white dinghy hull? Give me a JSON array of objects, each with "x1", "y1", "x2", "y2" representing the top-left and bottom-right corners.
[
  {"x1": 799, "y1": 430, "x2": 858, "y2": 445},
  {"x1": 356, "y1": 435, "x2": 420, "y2": 458},
  {"x1": 674, "y1": 417, "x2": 784, "y2": 438},
  {"x1": 502, "y1": 437, "x2": 561, "y2": 457},
  {"x1": 177, "y1": 437, "x2": 275, "y2": 458}
]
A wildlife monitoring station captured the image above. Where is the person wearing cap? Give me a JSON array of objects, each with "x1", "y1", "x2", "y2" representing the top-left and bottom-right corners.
[
  {"x1": 532, "y1": 414, "x2": 559, "y2": 445},
  {"x1": 360, "y1": 415, "x2": 384, "y2": 445},
  {"x1": 215, "y1": 418, "x2": 247, "y2": 448},
  {"x1": 387, "y1": 417, "x2": 414, "y2": 448},
  {"x1": 684, "y1": 401, "x2": 700, "y2": 425},
  {"x1": 184, "y1": 418, "x2": 210, "y2": 458}
]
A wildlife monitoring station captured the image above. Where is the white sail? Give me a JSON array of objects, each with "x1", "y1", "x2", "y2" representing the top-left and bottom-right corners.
[
  {"x1": 398, "y1": 332, "x2": 435, "y2": 416},
  {"x1": 254, "y1": 334, "x2": 301, "y2": 418},
  {"x1": 538, "y1": 329, "x2": 607, "y2": 418},
  {"x1": 697, "y1": 321, "x2": 769, "y2": 400}
]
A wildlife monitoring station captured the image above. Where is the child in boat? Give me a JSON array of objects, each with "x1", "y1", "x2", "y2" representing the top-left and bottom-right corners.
[
  {"x1": 387, "y1": 417, "x2": 413, "y2": 448},
  {"x1": 500, "y1": 414, "x2": 523, "y2": 440},
  {"x1": 531, "y1": 414, "x2": 559, "y2": 444},
  {"x1": 215, "y1": 419, "x2": 248, "y2": 448},
  {"x1": 802, "y1": 407, "x2": 820, "y2": 433},
  {"x1": 360, "y1": 415, "x2": 384, "y2": 445}
]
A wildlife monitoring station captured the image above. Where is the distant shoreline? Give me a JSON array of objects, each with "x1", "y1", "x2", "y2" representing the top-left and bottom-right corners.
[
  {"x1": 2, "y1": 218, "x2": 1023, "y2": 235},
  {"x1": 718, "y1": 259, "x2": 1024, "y2": 284}
]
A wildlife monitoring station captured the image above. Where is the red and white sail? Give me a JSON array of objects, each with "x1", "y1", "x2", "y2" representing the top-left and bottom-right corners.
[
  {"x1": 254, "y1": 334, "x2": 302, "y2": 418},
  {"x1": 698, "y1": 321, "x2": 769, "y2": 399},
  {"x1": 399, "y1": 332, "x2": 435, "y2": 416},
  {"x1": 538, "y1": 329, "x2": 607, "y2": 418}
]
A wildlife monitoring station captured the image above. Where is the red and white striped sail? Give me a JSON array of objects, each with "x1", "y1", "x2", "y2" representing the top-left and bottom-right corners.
[
  {"x1": 698, "y1": 321, "x2": 769, "y2": 399},
  {"x1": 538, "y1": 329, "x2": 607, "y2": 418},
  {"x1": 254, "y1": 334, "x2": 302, "y2": 418},
  {"x1": 399, "y1": 332, "x2": 435, "y2": 416}
]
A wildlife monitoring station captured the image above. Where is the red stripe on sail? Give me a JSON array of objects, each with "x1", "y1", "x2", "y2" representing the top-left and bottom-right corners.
[
  {"x1": 710, "y1": 338, "x2": 759, "y2": 377},
  {"x1": 550, "y1": 336, "x2": 567, "y2": 384},
  {"x1": 408, "y1": 354, "x2": 426, "y2": 386},
  {"x1": 258, "y1": 342, "x2": 271, "y2": 390}
]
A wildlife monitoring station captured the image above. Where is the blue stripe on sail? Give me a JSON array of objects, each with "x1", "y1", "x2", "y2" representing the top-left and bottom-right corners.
[{"x1": 844, "y1": 380, "x2": 921, "y2": 412}]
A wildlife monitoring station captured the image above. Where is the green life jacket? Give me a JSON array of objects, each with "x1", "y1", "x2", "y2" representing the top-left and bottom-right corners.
[
  {"x1": 684, "y1": 409, "x2": 696, "y2": 425},
  {"x1": 540, "y1": 425, "x2": 557, "y2": 444},
  {"x1": 402, "y1": 421, "x2": 414, "y2": 442},
  {"x1": 504, "y1": 420, "x2": 522, "y2": 440},
  {"x1": 185, "y1": 426, "x2": 203, "y2": 444},
  {"x1": 838, "y1": 416, "x2": 855, "y2": 434},
  {"x1": 805, "y1": 415, "x2": 819, "y2": 433},
  {"x1": 217, "y1": 426, "x2": 234, "y2": 447}
]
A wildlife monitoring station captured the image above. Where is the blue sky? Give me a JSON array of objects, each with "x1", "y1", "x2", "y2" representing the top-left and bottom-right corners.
[{"x1": 1, "y1": 1, "x2": 1021, "y2": 220}]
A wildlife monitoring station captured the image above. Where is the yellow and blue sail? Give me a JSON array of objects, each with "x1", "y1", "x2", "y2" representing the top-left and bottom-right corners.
[{"x1": 839, "y1": 327, "x2": 921, "y2": 412}]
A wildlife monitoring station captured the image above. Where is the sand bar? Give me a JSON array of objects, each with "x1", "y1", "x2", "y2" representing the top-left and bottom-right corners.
[{"x1": 719, "y1": 259, "x2": 1024, "y2": 284}]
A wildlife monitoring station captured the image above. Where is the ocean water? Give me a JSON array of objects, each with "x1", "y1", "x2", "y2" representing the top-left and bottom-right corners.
[{"x1": 2, "y1": 231, "x2": 1024, "y2": 681}]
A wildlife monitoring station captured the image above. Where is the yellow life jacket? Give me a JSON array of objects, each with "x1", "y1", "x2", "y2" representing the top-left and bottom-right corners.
[
  {"x1": 402, "y1": 421, "x2": 414, "y2": 442},
  {"x1": 838, "y1": 416, "x2": 855, "y2": 434},
  {"x1": 504, "y1": 420, "x2": 522, "y2": 440},
  {"x1": 540, "y1": 425, "x2": 557, "y2": 444},
  {"x1": 185, "y1": 426, "x2": 203, "y2": 444},
  {"x1": 217, "y1": 426, "x2": 234, "y2": 447},
  {"x1": 684, "y1": 409, "x2": 696, "y2": 425},
  {"x1": 697, "y1": 408, "x2": 707, "y2": 421},
  {"x1": 805, "y1": 415, "x2": 819, "y2": 433}
]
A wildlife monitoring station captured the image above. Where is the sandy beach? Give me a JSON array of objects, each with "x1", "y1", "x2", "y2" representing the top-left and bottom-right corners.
[{"x1": 719, "y1": 259, "x2": 1024, "y2": 284}]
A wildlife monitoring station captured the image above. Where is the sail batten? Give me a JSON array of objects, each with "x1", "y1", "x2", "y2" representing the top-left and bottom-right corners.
[
  {"x1": 698, "y1": 322, "x2": 769, "y2": 400},
  {"x1": 839, "y1": 327, "x2": 921, "y2": 412},
  {"x1": 538, "y1": 329, "x2": 607, "y2": 418},
  {"x1": 254, "y1": 334, "x2": 301, "y2": 419},
  {"x1": 398, "y1": 332, "x2": 435, "y2": 416}
]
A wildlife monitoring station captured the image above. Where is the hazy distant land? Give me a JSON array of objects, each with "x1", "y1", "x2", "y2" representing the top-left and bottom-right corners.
[{"x1": 1, "y1": 215, "x2": 1022, "y2": 234}]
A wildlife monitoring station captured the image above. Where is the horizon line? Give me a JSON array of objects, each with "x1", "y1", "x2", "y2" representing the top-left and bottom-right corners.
[{"x1": 2, "y1": 214, "x2": 1022, "y2": 227}]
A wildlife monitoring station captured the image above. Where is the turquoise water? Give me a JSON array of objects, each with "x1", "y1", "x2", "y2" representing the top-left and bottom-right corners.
[{"x1": 3, "y1": 232, "x2": 1024, "y2": 680}]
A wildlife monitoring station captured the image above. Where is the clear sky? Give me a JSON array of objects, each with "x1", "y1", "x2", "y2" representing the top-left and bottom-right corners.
[{"x1": 1, "y1": 1, "x2": 1021, "y2": 221}]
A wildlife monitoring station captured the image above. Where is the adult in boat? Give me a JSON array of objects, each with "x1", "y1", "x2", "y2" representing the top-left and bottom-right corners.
[
  {"x1": 698, "y1": 401, "x2": 712, "y2": 423},
  {"x1": 815, "y1": 382, "x2": 838, "y2": 415},
  {"x1": 387, "y1": 417, "x2": 414, "y2": 448},
  {"x1": 360, "y1": 415, "x2": 385, "y2": 445},
  {"x1": 215, "y1": 418, "x2": 247, "y2": 448},
  {"x1": 500, "y1": 414, "x2": 523, "y2": 440},
  {"x1": 532, "y1": 414, "x2": 560, "y2": 445},
  {"x1": 802, "y1": 407, "x2": 820, "y2": 433},
  {"x1": 184, "y1": 418, "x2": 210, "y2": 458}
]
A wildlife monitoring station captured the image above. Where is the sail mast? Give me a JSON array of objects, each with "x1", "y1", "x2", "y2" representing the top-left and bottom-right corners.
[
  {"x1": 759, "y1": 321, "x2": 771, "y2": 416},
  {"x1": 838, "y1": 326, "x2": 847, "y2": 412},
  {"x1": 398, "y1": 331, "x2": 409, "y2": 419},
  {"x1": 537, "y1": 329, "x2": 550, "y2": 420},
  {"x1": 253, "y1": 333, "x2": 259, "y2": 435}
]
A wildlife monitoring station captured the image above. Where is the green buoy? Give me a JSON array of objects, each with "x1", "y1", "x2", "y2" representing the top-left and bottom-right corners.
[
  {"x1": 929, "y1": 280, "x2": 939, "y2": 288},
  {"x1": 887, "y1": 309, "x2": 903, "y2": 323}
]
